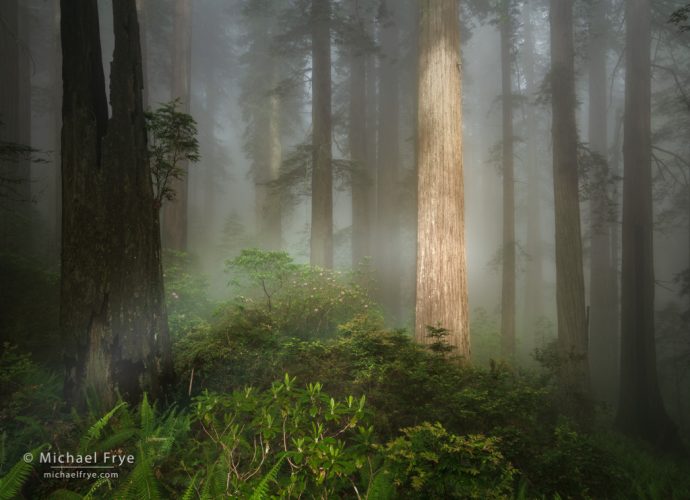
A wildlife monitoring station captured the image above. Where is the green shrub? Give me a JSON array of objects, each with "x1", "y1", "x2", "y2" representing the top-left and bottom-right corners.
[
  {"x1": 380, "y1": 422, "x2": 516, "y2": 499},
  {"x1": 188, "y1": 374, "x2": 373, "y2": 498},
  {"x1": 225, "y1": 249, "x2": 378, "y2": 340}
]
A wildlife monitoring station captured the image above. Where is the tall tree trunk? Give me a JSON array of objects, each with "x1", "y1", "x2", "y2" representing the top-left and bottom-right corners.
[
  {"x1": 53, "y1": 0, "x2": 63, "y2": 264},
  {"x1": 310, "y1": 0, "x2": 333, "y2": 268},
  {"x1": 587, "y1": 0, "x2": 617, "y2": 404},
  {"x1": 350, "y1": 0, "x2": 370, "y2": 268},
  {"x1": 377, "y1": 0, "x2": 401, "y2": 322},
  {"x1": 522, "y1": 0, "x2": 544, "y2": 347},
  {"x1": 60, "y1": 0, "x2": 172, "y2": 406},
  {"x1": 615, "y1": 0, "x2": 678, "y2": 449},
  {"x1": 135, "y1": 0, "x2": 149, "y2": 108},
  {"x1": 365, "y1": 19, "x2": 378, "y2": 267},
  {"x1": 162, "y1": 0, "x2": 192, "y2": 251},
  {"x1": 500, "y1": 0, "x2": 516, "y2": 360},
  {"x1": 415, "y1": 0, "x2": 469, "y2": 359},
  {"x1": 550, "y1": 0, "x2": 589, "y2": 401},
  {"x1": 257, "y1": 82, "x2": 283, "y2": 251},
  {"x1": 252, "y1": 35, "x2": 284, "y2": 252},
  {"x1": 0, "y1": 0, "x2": 31, "y2": 253}
]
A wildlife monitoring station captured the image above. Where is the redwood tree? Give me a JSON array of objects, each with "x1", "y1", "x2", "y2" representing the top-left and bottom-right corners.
[
  {"x1": 161, "y1": 0, "x2": 192, "y2": 250},
  {"x1": 549, "y1": 0, "x2": 589, "y2": 399},
  {"x1": 615, "y1": 0, "x2": 678, "y2": 449},
  {"x1": 60, "y1": 0, "x2": 172, "y2": 405},
  {"x1": 587, "y1": 0, "x2": 618, "y2": 404},
  {"x1": 377, "y1": 0, "x2": 402, "y2": 322},
  {"x1": 310, "y1": 0, "x2": 333, "y2": 268},
  {"x1": 415, "y1": 0, "x2": 469, "y2": 359},
  {"x1": 499, "y1": 0, "x2": 516, "y2": 360}
]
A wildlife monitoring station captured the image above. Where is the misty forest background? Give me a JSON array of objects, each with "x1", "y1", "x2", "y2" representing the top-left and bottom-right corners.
[{"x1": 1, "y1": 0, "x2": 690, "y2": 498}]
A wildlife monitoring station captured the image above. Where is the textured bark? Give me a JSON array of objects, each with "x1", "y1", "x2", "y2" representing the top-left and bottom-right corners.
[
  {"x1": 377, "y1": 0, "x2": 401, "y2": 322},
  {"x1": 522, "y1": 1, "x2": 543, "y2": 346},
  {"x1": 349, "y1": 0, "x2": 370, "y2": 268},
  {"x1": 550, "y1": 0, "x2": 589, "y2": 397},
  {"x1": 500, "y1": 0, "x2": 516, "y2": 360},
  {"x1": 60, "y1": 0, "x2": 172, "y2": 406},
  {"x1": 615, "y1": 0, "x2": 678, "y2": 449},
  {"x1": 135, "y1": 0, "x2": 149, "y2": 108},
  {"x1": 310, "y1": 0, "x2": 333, "y2": 268},
  {"x1": 415, "y1": 0, "x2": 469, "y2": 359},
  {"x1": 587, "y1": 0, "x2": 618, "y2": 404},
  {"x1": 162, "y1": 0, "x2": 192, "y2": 251}
]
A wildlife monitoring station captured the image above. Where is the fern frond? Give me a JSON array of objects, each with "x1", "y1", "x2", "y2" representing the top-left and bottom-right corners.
[
  {"x1": 0, "y1": 444, "x2": 48, "y2": 500},
  {"x1": 181, "y1": 472, "x2": 199, "y2": 500},
  {"x1": 79, "y1": 402, "x2": 127, "y2": 453},
  {"x1": 83, "y1": 477, "x2": 112, "y2": 499},
  {"x1": 249, "y1": 455, "x2": 285, "y2": 500},
  {"x1": 127, "y1": 455, "x2": 160, "y2": 500},
  {"x1": 140, "y1": 394, "x2": 155, "y2": 437}
]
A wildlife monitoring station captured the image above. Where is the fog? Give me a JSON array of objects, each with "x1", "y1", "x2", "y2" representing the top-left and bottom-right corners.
[{"x1": 3, "y1": 0, "x2": 690, "y2": 453}]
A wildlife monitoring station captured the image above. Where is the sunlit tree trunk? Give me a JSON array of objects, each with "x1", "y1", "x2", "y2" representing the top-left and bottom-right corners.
[
  {"x1": 616, "y1": 0, "x2": 678, "y2": 449},
  {"x1": 500, "y1": 0, "x2": 516, "y2": 360},
  {"x1": 60, "y1": 0, "x2": 172, "y2": 406},
  {"x1": 310, "y1": 0, "x2": 333, "y2": 268},
  {"x1": 587, "y1": 0, "x2": 618, "y2": 404},
  {"x1": 550, "y1": 0, "x2": 589, "y2": 400},
  {"x1": 522, "y1": 0, "x2": 544, "y2": 348},
  {"x1": 377, "y1": 0, "x2": 401, "y2": 322},
  {"x1": 162, "y1": 0, "x2": 192, "y2": 251},
  {"x1": 350, "y1": 0, "x2": 370, "y2": 268},
  {"x1": 415, "y1": 0, "x2": 469, "y2": 359}
]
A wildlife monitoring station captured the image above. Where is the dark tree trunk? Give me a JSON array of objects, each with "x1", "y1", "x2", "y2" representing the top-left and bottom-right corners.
[
  {"x1": 550, "y1": 0, "x2": 589, "y2": 401},
  {"x1": 162, "y1": 0, "x2": 191, "y2": 251},
  {"x1": 415, "y1": 0, "x2": 469, "y2": 359},
  {"x1": 60, "y1": 0, "x2": 172, "y2": 406},
  {"x1": 587, "y1": 0, "x2": 618, "y2": 404},
  {"x1": 0, "y1": 0, "x2": 31, "y2": 253},
  {"x1": 377, "y1": 0, "x2": 401, "y2": 323},
  {"x1": 310, "y1": 0, "x2": 333, "y2": 268},
  {"x1": 350, "y1": 0, "x2": 370, "y2": 268},
  {"x1": 500, "y1": 0, "x2": 516, "y2": 360},
  {"x1": 615, "y1": 0, "x2": 678, "y2": 450}
]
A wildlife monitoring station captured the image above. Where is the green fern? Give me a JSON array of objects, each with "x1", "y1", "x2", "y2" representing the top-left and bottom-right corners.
[
  {"x1": 0, "y1": 444, "x2": 47, "y2": 500},
  {"x1": 249, "y1": 455, "x2": 285, "y2": 500},
  {"x1": 181, "y1": 472, "x2": 199, "y2": 500},
  {"x1": 83, "y1": 478, "x2": 112, "y2": 499},
  {"x1": 79, "y1": 402, "x2": 127, "y2": 453},
  {"x1": 115, "y1": 444, "x2": 160, "y2": 500},
  {"x1": 140, "y1": 394, "x2": 155, "y2": 437}
]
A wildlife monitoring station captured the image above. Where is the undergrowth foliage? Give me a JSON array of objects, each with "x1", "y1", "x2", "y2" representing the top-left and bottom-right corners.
[{"x1": 3, "y1": 249, "x2": 690, "y2": 498}]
